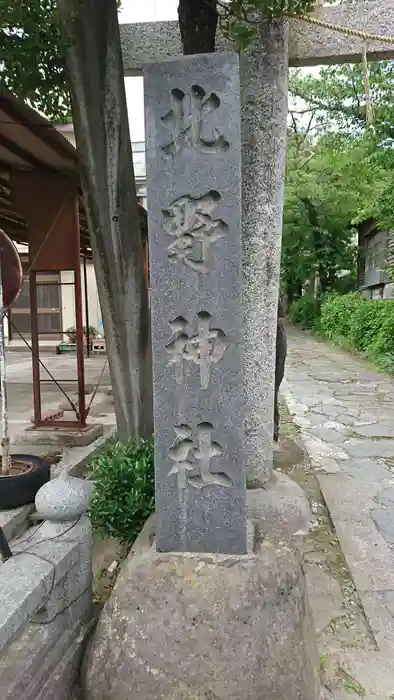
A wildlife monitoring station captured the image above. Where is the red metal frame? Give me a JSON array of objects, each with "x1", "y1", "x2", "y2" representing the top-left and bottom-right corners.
[
  {"x1": 26, "y1": 191, "x2": 148, "y2": 432},
  {"x1": 29, "y1": 195, "x2": 88, "y2": 430},
  {"x1": 29, "y1": 271, "x2": 42, "y2": 425},
  {"x1": 82, "y1": 255, "x2": 90, "y2": 359},
  {"x1": 74, "y1": 200, "x2": 86, "y2": 427}
]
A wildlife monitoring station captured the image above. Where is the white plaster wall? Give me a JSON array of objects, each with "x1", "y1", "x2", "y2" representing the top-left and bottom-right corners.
[
  {"x1": 57, "y1": 126, "x2": 76, "y2": 148},
  {"x1": 4, "y1": 244, "x2": 27, "y2": 341},
  {"x1": 60, "y1": 262, "x2": 101, "y2": 339}
]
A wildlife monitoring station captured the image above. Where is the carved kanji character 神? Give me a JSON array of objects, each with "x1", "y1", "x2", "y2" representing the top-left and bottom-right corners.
[{"x1": 165, "y1": 311, "x2": 228, "y2": 389}]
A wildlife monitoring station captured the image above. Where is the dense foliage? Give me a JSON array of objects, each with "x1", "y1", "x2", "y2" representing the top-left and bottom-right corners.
[
  {"x1": 283, "y1": 54, "x2": 394, "y2": 300},
  {"x1": 319, "y1": 294, "x2": 394, "y2": 373},
  {"x1": 288, "y1": 59, "x2": 394, "y2": 230},
  {"x1": 220, "y1": 0, "x2": 315, "y2": 47},
  {"x1": 0, "y1": 0, "x2": 122, "y2": 121},
  {"x1": 89, "y1": 438, "x2": 154, "y2": 544},
  {"x1": 282, "y1": 131, "x2": 386, "y2": 301},
  {"x1": 0, "y1": 0, "x2": 70, "y2": 121}
]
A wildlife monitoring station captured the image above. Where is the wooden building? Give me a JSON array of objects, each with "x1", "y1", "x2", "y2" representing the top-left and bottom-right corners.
[{"x1": 357, "y1": 218, "x2": 394, "y2": 299}]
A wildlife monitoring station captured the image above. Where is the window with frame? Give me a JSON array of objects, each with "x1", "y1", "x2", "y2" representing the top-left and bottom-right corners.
[{"x1": 365, "y1": 230, "x2": 388, "y2": 271}]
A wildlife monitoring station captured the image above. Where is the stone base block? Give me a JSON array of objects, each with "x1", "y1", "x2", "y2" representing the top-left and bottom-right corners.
[
  {"x1": 83, "y1": 541, "x2": 321, "y2": 700},
  {"x1": 247, "y1": 470, "x2": 312, "y2": 543},
  {"x1": 19, "y1": 424, "x2": 103, "y2": 449}
]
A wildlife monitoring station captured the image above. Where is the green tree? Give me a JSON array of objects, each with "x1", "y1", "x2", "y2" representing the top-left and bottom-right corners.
[
  {"x1": 290, "y1": 60, "x2": 394, "y2": 141},
  {"x1": 289, "y1": 59, "x2": 394, "y2": 229},
  {"x1": 282, "y1": 122, "x2": 389, "y2": 300},
  {"x1": 0, "y1": 0, "x2": 70, "y2": 121}
]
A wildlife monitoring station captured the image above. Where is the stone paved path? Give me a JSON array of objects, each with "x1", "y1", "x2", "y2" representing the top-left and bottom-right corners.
[{"x1": 282, "y1": 325, "x2": 394, "y2": 699}]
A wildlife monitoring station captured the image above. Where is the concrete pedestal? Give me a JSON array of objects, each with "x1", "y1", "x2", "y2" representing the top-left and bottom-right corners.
[
  {"x1": 19, "y1": 423, "x2": 103, "y2": 449},
  {"x1": 83, "y1": 539, "x2": 321, "y2": 700}
]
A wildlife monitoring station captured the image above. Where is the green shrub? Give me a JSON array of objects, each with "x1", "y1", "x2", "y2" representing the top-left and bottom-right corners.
[
  {"x1": 89, "y1": 438, "x2": 154, "y2": 544},
  {"x1": 368, "y1": 302, "x2": 394, "y2": 355},
  {"x1": 373, "y1": 351, "x2": 394, "y2": 374},
  {"x1": 320, "y1": 294, "x2": 394, "y2": 368},
  {"x1": 320, "y1": 293, "x2": 363, "y2": 342},
  {"x1": 289, "y1": 296, "x2": 321, "y2": 330}
]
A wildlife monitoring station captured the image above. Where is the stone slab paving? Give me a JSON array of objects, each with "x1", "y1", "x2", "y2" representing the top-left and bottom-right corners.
[{"x1": 282, "y1": 325, "x2": 394, "y2": 699}]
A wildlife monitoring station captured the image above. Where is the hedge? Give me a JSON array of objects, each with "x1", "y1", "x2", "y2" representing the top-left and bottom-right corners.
[{"x1": 320, "y1": 293, "x2": 394, "y2": 362}]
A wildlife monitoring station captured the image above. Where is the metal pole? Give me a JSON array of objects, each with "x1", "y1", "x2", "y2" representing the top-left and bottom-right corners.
[
  {"x1": 29, "y1": 270, "x2": 42, "y2": 425},
  {"x1": 83, "y1": 255, "x2": 90, "y2": 358},
  {"x1": 0, "y1": 251, "x2": 10, "y2": 474},
  {"x1": 74, "y1": 203, "x2": 86, "y2": 427}
]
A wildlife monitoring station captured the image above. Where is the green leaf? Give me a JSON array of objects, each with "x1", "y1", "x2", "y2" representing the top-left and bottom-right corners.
[
  {"x1": 88, "y1": 437, "x2": 155, "y2": 545},
  {"x1": 0, "y1": 0, "x2": 124, "y2": 121}
]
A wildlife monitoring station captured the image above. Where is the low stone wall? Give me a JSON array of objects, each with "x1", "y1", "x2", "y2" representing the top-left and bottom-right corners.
[{"x1": 0, "y1": 478, "x2": 94, "y2": 700}]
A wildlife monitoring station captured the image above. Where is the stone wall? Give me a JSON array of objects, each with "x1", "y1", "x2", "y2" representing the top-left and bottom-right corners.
[{"x1": 0, "y1": 478, "x2": 93, "y2": 700}]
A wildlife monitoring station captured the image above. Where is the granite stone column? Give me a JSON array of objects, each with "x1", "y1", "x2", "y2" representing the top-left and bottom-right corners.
[
  {"x1": 144, "y1": 54, "x2": 246, "y2": 554},
  {"x1": 242, "y1": 20, "x2": 289, "y2": 483}
]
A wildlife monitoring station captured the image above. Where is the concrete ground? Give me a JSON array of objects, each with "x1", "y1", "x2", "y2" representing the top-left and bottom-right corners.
[
  {"x1": 281, "y1": 324, "x2": 394, "y2": 700},
  {"x1": 3, "y1": 351, "x2": 111, "y2": 442}
]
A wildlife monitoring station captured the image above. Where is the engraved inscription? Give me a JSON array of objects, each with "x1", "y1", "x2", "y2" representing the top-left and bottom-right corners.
[
  {"x1": 165, "y1": 311, "x2": 228, "y2": 389},
  {"x1": 168, "y1": 423, "x2": 232, "y2": 492},
  {"x1": 168, "y1": 425, "x2": 194, "y2": 491},
  {"x1": 161, "y1": 85, "x2": 230, "y2": 156},
  {"x1": 162, "y1": 191, "x2": 228, "y2": 273}
]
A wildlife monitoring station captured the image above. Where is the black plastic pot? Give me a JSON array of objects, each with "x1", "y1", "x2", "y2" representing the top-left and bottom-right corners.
[{"x1": 0, "y1": 455, "x2": 50, "y2": 510}]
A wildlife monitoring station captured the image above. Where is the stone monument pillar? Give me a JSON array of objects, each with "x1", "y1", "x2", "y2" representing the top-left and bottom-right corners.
[{"x1": 144, "y1": 53, "x2": 246, "y2": 554}]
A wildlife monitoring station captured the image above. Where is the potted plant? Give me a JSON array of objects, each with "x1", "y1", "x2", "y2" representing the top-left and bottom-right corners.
[
  {"x1": 0, "y1": 232, "x2": 50, "y2": 510},
  {"x1": 65, "y1": 325, "x2": 98, "y2": 347},
  {"x1": 65, "y1": 326, "x2": 77, "y2": 344}
]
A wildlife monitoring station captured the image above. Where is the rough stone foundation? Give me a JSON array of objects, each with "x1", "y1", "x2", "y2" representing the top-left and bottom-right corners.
[{"x1": 83, "y1": 538, "x2": 321, "y2": 700}]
